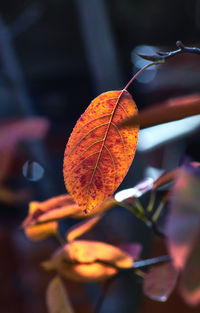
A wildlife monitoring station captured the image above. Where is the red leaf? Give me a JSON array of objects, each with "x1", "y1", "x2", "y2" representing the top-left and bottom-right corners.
[
  {"x1": 179, "y1": 237, "x2": 200, "y2": 306},
  {"x1": 143, "y1": 262, "x2": 179, "y2": 302},
  {"x1": 165, "y1": 167, "x2": 200, "y2": 269}
]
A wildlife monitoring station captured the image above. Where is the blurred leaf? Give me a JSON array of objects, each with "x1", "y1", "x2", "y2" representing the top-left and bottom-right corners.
[
  {"x1": 153, "y1": 169, "x2": 180, "y2": 190},
  {"x1": 153, "y1": 162, "x2": 200, "y2": 190},
  {"x1": 179, "y1": 237, "x2": 200, "y2": 306},
  {"x1": 22, "y1": 194, "x2": 81, "y2": 227},
  {"x1": 23, "y1": 195, "x2": 117, "y2": 227},
  {"x1": 119, "y1": 93, "x2": 200, "y2": 129},
  {"x1": 0, "y1": 186, "x2": 31, "y2": 205},
  {"x1": 143, "y1": 262, "x2": 179, "y2": 302},
  {"x1": 165, "y1": 166, "x2": 200, "y2": 269},
  {"x1": 63, "y1": 90, "x2": 139, "y2": 214},
  {"x1": 46, "y1": 276, "x2": 74, "y2": 313},
  {"x1": 0, "y1": 117, "x2": 49, "y2": 149},
  {"x1": 25, "y1": 221, "x2": 58, "y2": 241},
  {"x1": 118, "y1": 243, "x2": 142, "y2": 260},
  {"x1": 66, "y1": 214, "x2": 103, "y2": 242},
  {"x1": 42, "y1": 240, "x2": 134, "y2": 282}
]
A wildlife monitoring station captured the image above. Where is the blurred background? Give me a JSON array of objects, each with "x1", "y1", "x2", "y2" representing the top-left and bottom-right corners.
[{"x1": 0, "y1": 1, "x2": 200, "y2": 313}]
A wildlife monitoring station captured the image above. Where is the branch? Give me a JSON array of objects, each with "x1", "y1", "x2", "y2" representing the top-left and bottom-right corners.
[{"x1": 138, "y1": 41, "x2": 200, "y2": 62}]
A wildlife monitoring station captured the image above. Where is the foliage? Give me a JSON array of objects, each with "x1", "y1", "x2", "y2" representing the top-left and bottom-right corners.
[{"x1": 22, "y1": 42, "x2": 200, "y2": 312}]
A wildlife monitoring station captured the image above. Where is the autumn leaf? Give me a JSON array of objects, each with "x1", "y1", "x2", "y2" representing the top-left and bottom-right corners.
[
  {"x1": 22, "y1": 194, "x2": 117, "y2": 227},
  {"x1": 63, "y1": 90, "x2": 139, "y2": 213},
  {"x1": 143, "y1": 262, "x2": 179, "y2": 302},
  {"x1": 66, "y1": 214, "x2": 103, "y2": 242},
  {"x1": 46, "y1": 276, "x2": 74, "y2": 313},
  {"x1": 119, "y1": 93, "x2": 200, "y2": 129},
  {"x1": 25, "y1": 221, "x2": 58, "y2": 241},
  {"x1": 42, "y1": 240, "x2": 134, "y2": 282}
]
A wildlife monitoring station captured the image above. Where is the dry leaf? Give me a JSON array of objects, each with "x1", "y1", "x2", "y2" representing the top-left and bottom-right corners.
[
  {"x1": 25, "y1": 221, "x2": 58, "y2": 241},
  {"x1": 63, "y1": 90, "x2": 139, "y2": 213},
  {"x1": 46, "y1": 276, "x2": 74, "y2": 313}
]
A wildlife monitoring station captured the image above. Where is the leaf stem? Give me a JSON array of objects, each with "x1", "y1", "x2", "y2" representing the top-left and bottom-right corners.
[{"x1": 123, "y1": 61, "x2": 164, "y2": 90}]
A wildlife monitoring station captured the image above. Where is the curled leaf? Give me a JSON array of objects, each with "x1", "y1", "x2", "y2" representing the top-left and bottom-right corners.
[
  {"x1": 63, "y1": 90, "x2": 139, "y2": 213},
  {"x1": 25, "y1": 221, "x2": 58, "y2": 241},
  {"x1": 22, "y1": 194, "x2": 81, "y2": 227},
  {"x1": 119, "y1": 93, "x2": 200, "y2": 129},
  {"x1": 42, "y1": 240, "x2": 134, "y2": 282},
  {"x1": 23, "y1": 194, "x2": 117, "y2": 228},
  {"x1": 143, "y1": 262, "x2": 179, "y2": 302},
  {"x1": 46, "y1": 276, "x2": 74, "y2": 313},
  {"x1": 66, "y1": 214, "x2": 103, "y2": 242}
]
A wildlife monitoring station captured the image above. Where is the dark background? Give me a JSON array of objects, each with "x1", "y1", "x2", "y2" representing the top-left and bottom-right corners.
[{"x1": 0, "y1": 1, "x2": 200, "y2": 313}]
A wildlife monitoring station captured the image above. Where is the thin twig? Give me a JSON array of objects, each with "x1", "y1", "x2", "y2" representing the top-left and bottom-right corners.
[{"x1": 138, "y1": 41, "x2": 200, "y2": 62}]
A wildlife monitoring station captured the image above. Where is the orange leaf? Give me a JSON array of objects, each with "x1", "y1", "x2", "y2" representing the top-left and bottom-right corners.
[
  {"x1": 66, "y1": 214, "x2": 103, "y2": 242},
  {"x1": 25, "y1": 221, "x2": 58, "y2": 241},
  {"x1": 63, "y1": 90, "x2": 139, "y2": 213},
  {"x1": 0, "y1": 186, "x2": 31, "y2": 205},
  {"x1": 42, "y1": 240, "x2": 134, "y2": 282}
]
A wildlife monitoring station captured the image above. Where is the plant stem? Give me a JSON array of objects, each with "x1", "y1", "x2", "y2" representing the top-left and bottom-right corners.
[
  {"x1": 133, "y1": 255, "x2": 171, "y2": 268},
  {"x1": 139, "y1": 41, "x2": 200, "y2": 62},
  {"x1": 123, "y1": 61, "x2": 164, "y2": 90}
]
